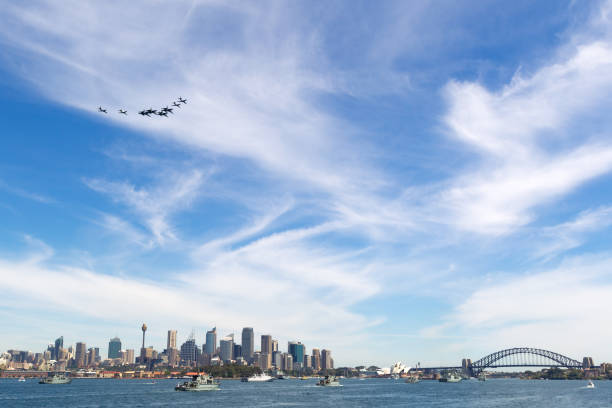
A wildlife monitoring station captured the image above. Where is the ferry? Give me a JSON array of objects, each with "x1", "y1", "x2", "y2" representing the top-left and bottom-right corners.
[
  {"x1": 39, "y1": 373, "x2": 72, "y2": 384},
  {"x1": 405, "y1": 376, "x2": 419, "y2": 384},
  {"x1": 175, "y1": 374, "x2": 219, "y2": 391},
  {"x1": 316, "y1": 375, "x2": 342, "y2": 387},
  {"x1": 18, "y1": 376, "x2": 26, "y2": 382}
]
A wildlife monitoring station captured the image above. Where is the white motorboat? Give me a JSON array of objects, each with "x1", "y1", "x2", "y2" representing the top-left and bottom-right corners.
[
  {"x1": 316, "y1": 375, "x2": 342, "y2": 387},
  {"x1": 175, "y1": 374, "x2": 220, "y2": 391},
  {"x1": 241, "y1": 373, "x2": 274, "y2": 382},
  {"x1": 586, "y1": 380, "x2": 595, "y2": 389},
  {"x1": 18, "y1": 376, "x2": 26, "y2": 382},
  {"x1": 405, "y1": 376, "x2": 419, "y2": 384}
]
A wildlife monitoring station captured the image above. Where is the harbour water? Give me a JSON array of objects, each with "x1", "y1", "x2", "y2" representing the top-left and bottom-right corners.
[{"x1": 1, "y1": 377, "x2": 610, "y2": 407}]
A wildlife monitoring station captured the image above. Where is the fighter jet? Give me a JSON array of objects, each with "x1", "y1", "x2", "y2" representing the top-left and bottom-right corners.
[
  {"x1": 161, "y1": 106, "x2": 173, "y2": 114},
  {"x1": 118, "y1": 109, "x2": 128, "y2": 115},
  {"x1": 157, "y1": 111, "x2": 169, "y2": 117},
  {"x1": 145, "y1": 108, "x2": 157, "y2": 115},
  {"x1": 178, "y1": 97, "x2": 187, "y2": 104},
  {"x1": 138, "y1": 110, "x2": 149, "y2": 116},
  {"x1": 98, "y1": 106, "x2": 107, "y2": 113},
  {"x1": 172, "y1": 102, "x2": 181, "y2": 108}
]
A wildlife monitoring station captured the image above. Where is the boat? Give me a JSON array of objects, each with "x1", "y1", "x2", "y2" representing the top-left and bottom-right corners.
[
  {"x1": 300, "y1": 376, "x2": 309, "y2": 380},
  {"x1": 316, "y1": 375, "x2": 342, "y2": 387},
  {"x1": 439, "y1": 372, "x2": 462, "y2": 383},
  {"x1": 175, "y1": 374, "x2": 220, "y2": 391},
  {"x1": 478, "y1": 373, "x2": 486, "y2": 381},
  {"x1": 39, "y1": 373, "x2": 72, "y2": 384},
  {"x1": 241, "y1": 373, "x2": 274, "y2": 382},
  {"x1": 391, "y1": 373, "x2": 400, "y2": 380},
  {"x1": 586, "y1": 380, "x2": 595, "y2": 389},
  {"x1": 18, "y1": 376, "x2": 26, "y2": 382},
  {"x1": 405, "y1": 376, "x2": 419, "y2": 384}
]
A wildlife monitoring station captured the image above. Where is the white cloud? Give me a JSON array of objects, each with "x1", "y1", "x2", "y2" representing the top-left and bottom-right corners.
[
  {"x1": 84, "y1": 169, "x2": 206, "y2": 245},
  {"x1": 439, "y1": 35, "x2": 612, "y2": 234}
]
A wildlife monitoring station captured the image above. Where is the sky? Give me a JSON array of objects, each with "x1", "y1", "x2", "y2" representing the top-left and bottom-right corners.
[{"x1": 1, "y1": 0, "x2": 612, "y2": 368}]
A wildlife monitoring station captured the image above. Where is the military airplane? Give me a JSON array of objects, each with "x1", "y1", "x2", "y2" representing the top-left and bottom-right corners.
[
  {"x1": 161, "y1": 106, "x2": 173, "y2": 114},
  {"x1": 172, "y1": 102, "x2": 181, "y2": 108},
  {"x1": 178, "y1": 97, "x2": 187, "y2": 104},
  {"x1": 138, "y1": 110, "x2": 150, "y2": 116},
  {"x1": 98, "y1": 106, "x2": 107, "y2": 113},
  {"x1": 157, "y1": 111, "x2": 169, "y2": 117},
  {"x1": 145, "y1": 108, "x2": 157, "y2": 115},
  {"x1": 118, "y1": 109, "x2": 128, "y2": 115}
]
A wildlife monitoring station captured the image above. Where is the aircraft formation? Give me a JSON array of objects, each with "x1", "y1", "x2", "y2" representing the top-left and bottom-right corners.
[{"x1": 97, "y1": 97, "x2": 187, "y2": 118}]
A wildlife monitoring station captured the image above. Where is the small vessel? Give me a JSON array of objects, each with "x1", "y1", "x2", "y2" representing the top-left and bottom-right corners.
[
  {"x1": 586, "y1": 380, "x2": 595, "y2": 389},
  {"x1": 175, "y1": 374, "x2": 220, "y2": 391},
  {"x1": 241, "y1": 373, "x2": 274, "y2": 382},
  {"x1": 391, "y1": 373, "x2": 400, "y2": 380},
  {"x1": 405, "y1": 376, "x2": 419, "y2": 384},
  {"x1": 18, "y1": 376, "x2": 26, "y2": 382},
  {"x1": 439, "y1": 372, "x2": 462, "y2": 383},
  {"x1": 478, "y1": 373, "x2": 486, "y2": 381},
  {"x1": 300, "y1": 376, "x2": 309, "y2": 380},
  {"x1": 316, "y1": 375, "x2": 342, "y2": 387},
  {"x1": 39, "y1": 373, "x2": 72, "y2": 384}
]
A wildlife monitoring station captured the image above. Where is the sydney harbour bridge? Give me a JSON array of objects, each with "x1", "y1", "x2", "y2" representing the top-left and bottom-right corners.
[{"x1": 419, "y1": 347, "x2": 587, "y2": 377}]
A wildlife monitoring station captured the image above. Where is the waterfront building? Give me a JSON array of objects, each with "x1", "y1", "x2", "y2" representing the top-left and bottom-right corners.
[
  {"x1": 321, "y1": 349, "x2": 332, "y2": 370},
  {"x1": 261, "y1": 335, "x2": 272, "y2": 355},
  {"x1": 304, "y1": 354, "x2": 311, "y2": 369},
  {"x1": 272, "y1": 339, "x2": 278, "y2": 353},
  {"x1": 284, "y1": 353, "x2": 293, "y2": 371},
  {"x1": 220, "y1": 334, "x2": 234, "y2": 362},
  {"x1": 205, "y1": 327, "x2": 217, "y2": 355},
  {"x1": 167, "y1": 330, "x2": 177, "y2": 350},
  {"x1": 75, "y1": 342, "x2": 87, "y2": 368},
  {"x1": 242, "y1": 328, "x2": 254, "y2": 362},
  {"x1": 108, "y1": 337, "x2": 121, "y2": 359},
  {"x1": 312, "y1": 348, "x2": 321, "y2": 371},
  {"x1": 87, "y1": 347, "x2": 99, "y2": 366},
  {"x1": 288, "y1": 341, "x2": 305, "y2": 367}
]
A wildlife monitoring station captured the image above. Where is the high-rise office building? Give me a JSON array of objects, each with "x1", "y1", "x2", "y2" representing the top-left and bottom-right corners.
[
  {"x1": 259, "y1": 352, "x2": 271, "y2": 369},
  {"x1": 108, "y1": 337, "x2": 122, "y2": 359},
  {"x1": 54, "y1": 336, "x2": 63, "y2": 360},
  {"x1": 288, "y1": 341, "x2": 305, "y2": 366},
  {"x1": 241, "y1": 328, "x2": 254, "y2": 362},
  {"x1": 168, "y1": 348, "x2": 180, "y2": 367},
  {"x1": 312, "y1": 348, "x2": 321, "y2": 371},
  {"x1": 304, "y1": 354, "x2": 311, "y2": 369},
  {"x1": 272, "y1": 339, "x2": 278, "y2": 353},
  {"x1": 75, "y1": 342, "x2": 87, "y2": 368},
  {"x1": 272, "y1": 350, "x2": 283, "y2": 368},
  {"x1": 167, "y1": 330, "x2": 177, "y2": 350},
  {"x1": 220, "y1": 334, "x2": 234, "y2": 362},
  {"x1": 321, "y1": 349, "x2": 332, "y2": 370},
  {"x1": 180, "y1": 338, "x2": 200, "y2": 366},
  {"x1": 233, "y1": 343, "x2": 242, "y2": 359},
  {"x1": 205, "y1": 327, "x2": 217, "y2": 355},
  {"x1": 125, "y1": 349, "x2": 135, "y2": 364},
  {"x1": 261, "y1": 335, "x2": 272, "y2": 355},
  {"x1": 88, "y1": 347, "x2": 99, "y2": 366}
]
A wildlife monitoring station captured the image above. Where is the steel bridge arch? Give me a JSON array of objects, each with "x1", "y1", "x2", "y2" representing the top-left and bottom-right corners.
[{"x1": 470, "y1": 347, "x2": 582, "y2": 376}]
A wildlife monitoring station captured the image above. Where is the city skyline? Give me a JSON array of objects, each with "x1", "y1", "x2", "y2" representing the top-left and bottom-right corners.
[{"x1": 2, "y1": 0, "x2": 612, "y2": 367}]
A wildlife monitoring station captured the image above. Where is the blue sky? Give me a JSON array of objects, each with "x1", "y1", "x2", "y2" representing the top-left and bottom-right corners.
[{"x1": 2, "y1": 0, "x2": 612, "y2": 367}]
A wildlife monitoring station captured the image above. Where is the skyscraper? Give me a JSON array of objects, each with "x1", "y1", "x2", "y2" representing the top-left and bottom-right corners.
[
  {"x1": 108, "y1": 337, "x2": 122, "y2": 359},
  {"x1": 180, "y1": 337, "x2": 200, "y2": 366},
  {"x1": 261, "y1": 335, "x2": 272, "y2": 355},
  {"x1": 125, "y1": 349, "x2": 135, "y2": 364},
  {"x1": 220, "y1": 334, "x2": 234, "y2": 362},
  {"x1": 205, "y1": 327, "x2": 217, "y2": 355},
  {"x1": 54, "y1": 336, "x2": 63, "y2": 360},
  {"x1": 75, "y1": 342, "x2": 87, "y2": 368},
  {"x1": 167, "y1": 330, "x2": 177, "y2": 350},
  {"x1": 241, "y1": 327, "x2": 254, "y2": 362},
  {"x1": 312, "y1": 348, "x2": 321, "y2": 371},
  {"x1": 272, "y1": 339, "x2": 278, "y2": 353},
  {"x1": 233, "y1": 343, "x2": 242, "y2": 359},
  {"x1": 321, "y1": 349, "x2": 332, "y2": 370},
  {"x1": 288, "y1": 341, "x2": 305, "y2": 366},
  {"x1": 140, "y1": 323, "x2": 147, "y2": 362}
]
